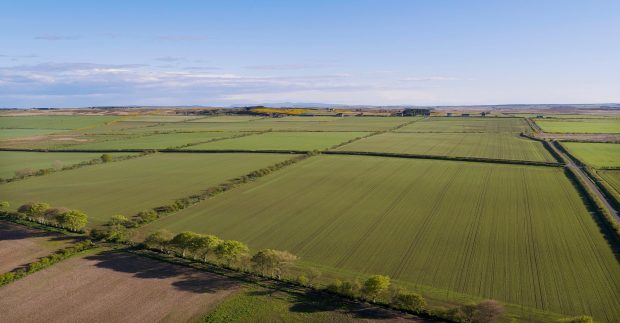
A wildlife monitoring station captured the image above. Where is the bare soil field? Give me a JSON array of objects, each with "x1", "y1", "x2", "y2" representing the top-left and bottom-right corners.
[
  {"x1": 0, "y1": 221, "x2": 78, "y2": 273},
  {"x1": 0, "y1": 250, "x2": 241, "y2": 323}
]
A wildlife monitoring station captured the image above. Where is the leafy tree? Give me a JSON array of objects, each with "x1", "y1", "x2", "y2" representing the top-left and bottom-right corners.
[
  {"x1": 18, "y1": 202, "x2": 50, "y2": 218},
  {"x1": 194, "y1": 234, "x2": 221, "y2": 262},
  {"x1": 55, "y1": 209, "x2": 88, "y2": 231},
  {"x1": 327, "y1": 279, "x2": 343, "y2": 293},
  {"x1": 362, "y1": 275, "x2": 390, "y2": 302},
  {"x1": 105, "y1": 223, "x2": 128, "y2": 242},
  {"x1": 144, "y1": 229, "x2": 174, "y2": 251},
  {"x1": 558, "y1": 316, "x2": 594, "y2": 323},
  {"x1": 0, "y1": 201, "x2": 9, "y2": 210},
  {"x1": 251, "y1": 249, "x2": 297, "y2": 277},
  {"x1": 135, "y1": 210, "x2": 158, "y2": 223},
  {"x1": 297, "y1": 274, "x2": 309, "y2": 286},
  {"x1": 340, "y1": 279, "x2": 361, "y2": 297},
  {"x1": 110, "y1": 214, "x2": 130, "y2": 226},
  {"x1": 170, "y1": 231, "x2": 200, "y2": 257},
  {"x1": 474, "y1": 300, "x2": 504, "y2": 323},
  {"x1": 392, "y1": 291, "x2": 427, "y2": 311},
  {"x1": 215, "y1": 240, "x2": 249, "y2": 266},
  {"x1": 100, "y1": 154, "x2": 112, "y2": 163},
  {"x1": 43, "y1": 207, "x2": 70, "y2": 223}
]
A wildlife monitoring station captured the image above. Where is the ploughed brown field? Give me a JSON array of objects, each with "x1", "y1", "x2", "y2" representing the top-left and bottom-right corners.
[
  {"x1": 0, "y1": 222, "x2": 79, "y2": 273},
  {"x1": 0, "y1": 250, "x2": 241, "y2": 323}
]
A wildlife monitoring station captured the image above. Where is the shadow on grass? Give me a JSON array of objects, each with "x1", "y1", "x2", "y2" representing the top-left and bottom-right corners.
[
  {"x1": 84, "y1": 251, "x2": 239, "y2": 294},
  {"x1": 0, "y1": 221, "x2": 66, "y2": 241}
]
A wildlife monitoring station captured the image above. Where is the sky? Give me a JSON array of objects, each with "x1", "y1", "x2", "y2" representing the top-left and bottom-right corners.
[{"x1": 1, "y1": 0, "x2": 619, "y2": 108}]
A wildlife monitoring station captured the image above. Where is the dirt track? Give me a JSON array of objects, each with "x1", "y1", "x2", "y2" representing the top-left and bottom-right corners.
[
  {"x1": 0, "y1": 221, "x2": 78, "y2": 273},
  {"x1": 0, "y1": 250, "x2": 241, "y2": 323}
]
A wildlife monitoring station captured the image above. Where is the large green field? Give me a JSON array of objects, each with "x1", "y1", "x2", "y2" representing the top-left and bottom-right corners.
[
  {"x1": 0, "y1": 153, "x2": 293, "y2": 226},
  {"x1": 535, "y1": 119, "x2": 620, "y2": 133},
  {"x1": 396, "y1": 117, "x2": 529, "y2": 133},
  {"x1": 0, "y1": 128, "x2": 67, "y2": 139},
  {"x1": 0, "y1": 151, "x2": 129, "y2": 179},
  {"x1": 139, "y1": 155, "x2": 620, "y2": 321},
  {"x1": 0, "y1": 116, "x2": 120, "y2": 130},
  {"x1": 67, "y1": 132, "x2": 238, "y2": 150},
  {"x1": 335, "y1": 132, "x2": 554, "y2": 162},
  {"x1": 187, "y1": 131, "x2": 369, "y2": 151},
  {"x1": 598, "y1": 170, "x2": 620, "y2": 195},
  {"x1": 562, "y1": 142, "x2": 620, "y2": 168}
]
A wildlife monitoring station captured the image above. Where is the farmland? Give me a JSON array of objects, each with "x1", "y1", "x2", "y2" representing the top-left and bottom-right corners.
[
  {"x1": 0, "y1": 128, "x2": 67, "y2": 139},
  {"x1": 0, "y1": 153, "x2": 293, "y2": 225},
  {"x1": 562, "y1": 142, "x2": 620, "y2": 168},
  {"x1": 335, "y1": 132, "x2": 554, "y2": 162},
  {"x1": 534, "y1": 118, "x2": 620, "y2": 133},
  {"x1": 139, "y1": 155, "x2": 620, "y2": 320},
  {"x1": 395, "y1": 117, "x2": 529, "y2": 133},
  {"x1": 598, "y1": 170, "x2": 620, "y2": 195},
  {"x1": 0, "y1": 115, "x2": 120, "y2": 130},
  {"x1": 67, "y1": 132, "x2": 238, "y2": 150}
]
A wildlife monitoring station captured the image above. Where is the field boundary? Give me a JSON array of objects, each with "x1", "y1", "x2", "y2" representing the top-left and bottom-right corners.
[{"x1": 519, "y1": 132, "x2": 564, "y2": 164}]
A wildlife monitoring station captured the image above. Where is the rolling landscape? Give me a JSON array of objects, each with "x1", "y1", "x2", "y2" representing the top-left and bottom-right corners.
[{"x1": 1, "y1": 1, "x2": 619, "y2": 322}]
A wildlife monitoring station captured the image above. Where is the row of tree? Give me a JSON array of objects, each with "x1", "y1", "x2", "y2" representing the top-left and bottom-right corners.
[{"x1": 6, "y1": 201, "x2": 89, "y2": 232}]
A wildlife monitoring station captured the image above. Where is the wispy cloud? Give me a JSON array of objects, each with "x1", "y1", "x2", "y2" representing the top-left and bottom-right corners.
[
  {"x1": 34, "y1": 34, "x2": 81, "y2": 41},
  {"x1": 400, "y1": 76, "x2": 463, "y2": 82},
  {"x1": 245, "y1": 63, "x2": 331, "y2": 70}
]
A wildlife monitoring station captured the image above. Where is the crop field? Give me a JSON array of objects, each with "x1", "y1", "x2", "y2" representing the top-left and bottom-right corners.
[
  {"x1": 0, "y1": 153, "x2": 293, "y2": 226},
  {"x1": 123, "y1": 115, "x2": 201, "y2": 122},
  {"x1": 562, "y1": 142, "x2": 620, "y2": 168},
  {"x1": 67, "y1": 132, "x2": 239, "y2": 150},
  {"x1": 598, "y1": 170, "x2": 620, "y2": 195},
  {"x1": 0, "y1": 221, "x2": 79, "y2": 273},
  {"x1": 334, "y1": 132, "x2": 555, "y2": 162},
  {"x1": 187, "y1": 131, "x2": 369, "y2": 151},
  {"x1": 0, "y1": 116, "x2": 120, "y2": 130},
  {"x1": 395, "y1": 117, "x2": 529, "y2": 133},
  {"x1": 535, "y1": 119, "x2": 620, "y2": 133},
  {"x1": 0, "y1": 250, "x2": 240, "y2": 322},
  {"x1": 0, "y1": 128, "x2": 67, "y2": 139},
  {"x1": 188, "y1": 115, "x2": 265, "y2": 122},
  {"x1": 0, "y1": 151, "x2": 130, "y2": 179},
  {"x1": 139, "y1": 155, "x2": 620, "y2": 321}
]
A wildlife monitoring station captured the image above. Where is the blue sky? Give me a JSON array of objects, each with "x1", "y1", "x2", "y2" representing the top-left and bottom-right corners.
[{"x1": 1, "y1": 0, "x2": 619, "y2": 108}]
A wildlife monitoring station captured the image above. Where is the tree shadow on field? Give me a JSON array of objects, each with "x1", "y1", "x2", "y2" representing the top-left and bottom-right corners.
[
  {"x1": 288, "y1": 290, "x2": 425, "y2": 321},
  {"x1": 84, "y1": 251, "x2": 239, "y2": 294},
  {"x1": 0, "y1": 221, "x2": 68, "y2": 241}
]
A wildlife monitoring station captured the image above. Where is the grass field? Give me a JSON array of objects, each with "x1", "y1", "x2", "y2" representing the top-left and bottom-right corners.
[
  {"x1": 0, "y1": 116, "x2": 120, "y2": 130},
  {"x1": 0, "y1": 153, "x2": 294, "y2": 226},
  {"x1": 598, "y1": 170, "x2": 620, "y2": 195},
  {"x1": 535, "y1": 119, "x2": 620, "y2": 133},
  {"x1": 396, "y1": 117, "x2": 529, "y2": 133},
  {"x1": 335, "y1": 132, "x2": 554, "y2": 162},
  {"x1": 67, "y1": 132, "x2": 239, "y2": 150},
  {"x1": 562, "y1": 142, "x2": 620, "y2": 168},
  {"x1": 140, "y1": 155, "x2": 620, "y2": 321},
  {"x1": 0, "y1": 128, "x2": 67, "y2": 139},
  {"x1": 0, "y1": 151, "x2": 130, "y2": 179},
  {"x1": 188, "y1": 115, "x2": 265, "y2": 122},
  {"x1": 0, "y1": 250, "x2": 240, "y2": 322},
  {"x1": 187, "y1": 131, "x2": 369, "y2": 151}
]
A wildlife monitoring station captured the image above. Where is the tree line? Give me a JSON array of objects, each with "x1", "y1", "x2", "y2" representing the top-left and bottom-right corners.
[{"x1": 1, "y1": 201, "x2": 88, "y2": 232}]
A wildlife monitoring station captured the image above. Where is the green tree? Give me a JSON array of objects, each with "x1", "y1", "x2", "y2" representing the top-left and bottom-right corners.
[
  {"x1": 362, "y1": 275, "x2": 390, "y2": 302},
  {"x1": 558, "y1": 316, "x2": 594, "y2": 323},
  {"x1": 144, "y1": 229, "x2": 174, "y2": 251},
  {"x1": 110, "y1": 214, "x2": 130, "y2": 226},
  {"x1": 100, "y1": 154, "x2": 112, "y2": 163},
  {"x1": 0, "y1": 201, "x2": 9, "y2": 210},
  {"x1": 18, "y1": 202, "x2": 50, "y2": 218},
  {"x1": 215, "y1": 240, "x2": 249, "y2": 266},
  {"x1": 170, "y1": 231, "x2": 200, "y2": 257},
  {"x1": 136, "y1": 210, "x2": 158, "y2": 223},
  {"x1": 194, "y1": 234, "x2": 221, "y2": 262},
  {"x1": 251, "y1": 249, "x2": 297, "y2": 277},
  {"x1": 392, "y1": 291, "x2": 426, "y2": 311},
  {"x1": 55, "y1": 210, "x2": 88, "y2": 231}
]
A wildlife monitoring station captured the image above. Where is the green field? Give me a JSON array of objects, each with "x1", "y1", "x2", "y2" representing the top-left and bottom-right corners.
[
  {"x1": 67, "y1": 132, "x2": 238, "y2": 150},
  {"x1": 0, "y1": 116, "x2": 120, "y2": 130},
  {"x1": 0, "y1": 153, "x2": 293, "y2": 226},
  {"x1": 396, "y1": 117, "x2": 529, "y2": 133},
  {"x1": 535, "y1": 119, "x2": 620, "y2": 133},
  {"x1": 562, "y1": 142, "x2": 620, "y2": 168},
  {"x1": 187, "y1": 131, "x2": 369, "y2": 151},
  {"x1": 335, "y1": 132, "x2": 554, "y2": 162},
  {"x1": 123, "y1": 115, "x2": 200, "y2": 122},
  {"x1": 598, "y1": 170, "x2": 620, "y2": 195},
  {"x1": 188, "y1": 115, "x2": 265, "y2": 122},
  {"x1": 0, "y1": 129, "x2": 67, "y2": 139},
  {"x1": 0, "y1": 151, "x2": 130, "y2": 179},
  {"x1": 139, "y1": 155, "x2": 620, "y2": 321}
]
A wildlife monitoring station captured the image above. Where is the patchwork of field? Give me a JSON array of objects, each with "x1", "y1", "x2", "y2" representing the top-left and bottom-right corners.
[
  {"x1": 0, "y1": 153, "x2": 294, "y2": 226},
  {"x1": 0, "y1": 221, "x2": 79, "y2": 273},
  {"x1": 0, "y1": 151, "x2": 129, "y2": 179},
  {"x1": 123, "y1": 115, "x2": 200, "y2": 122},
  {"x1": 396, "y1": 117, "x2": 529, "y2": 133},
  {"x1": 187, "y1": 131, "x2": 369, "y2": 151},
  {"x1": 334, "y1": 132, "x2": 554, "y2": 162},
  {"x1": 0, "y1": 128, "x2": 67, "y2": 140},
  {"x1": 562, "y1": 142, "x2": 620, "y2": 168},
  {"x1": 140, "y1": 155, "x2": 620, "y2": 321},
  {"x1": 66, "y1": 132, "x2": 238, "y2": 150},
  {"x1": 0, "y1": 250, "x2": 240, "y2": 323},
  {"x1": 598, "y1": 170, "x2": 620, "y2": 195},
  {"x1": 0, "y1": 116, "x2": 120, "y2": 130},
  {"x1": 535, "y1": 119, "x2": 620, "y2": 133},
  {"x1": 188, "y1": 115, "x2": 265, "y2": 122}
]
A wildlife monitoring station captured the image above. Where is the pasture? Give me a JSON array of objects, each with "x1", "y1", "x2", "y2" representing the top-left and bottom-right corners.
[
  {"x1": 0, "y1": 153, "x2": 293, "y2": 225},
  {"x1": 334, "y1": 132, "x2": 554, "y2": 162},
  {"x1": 535, "y1": 119, "x2": 620, "y2": 133},
  {"x1": 562, "y1": 142, "x2": 620, "y2": 168},
  {"x1": 598, "y1": 170, "x2": 620, "y2": 195},
  {"x1": 395, "y1": 117, "x2": 529, "y2": 133},
  {"x1": 187, "y1": 131, "x2": 369, "y2": 151},
  {"x1": 139, "y1": 155, "x2": 620, "y2": 321},
  {"x1": 67, "y1": 132, "x2": 238, "y2": 150},
  {"x1": 0, "y1": 250, "x2": 240, "y2": 323},
  {"x1": 0, "y1": 116, "x2": 120, "y2": 130},
  {"x1": 0, "y1": 129, "x2": 66, "y2": 140}
]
